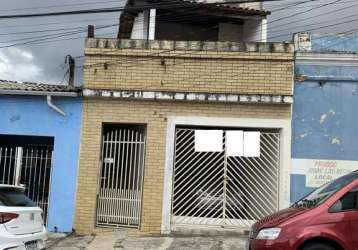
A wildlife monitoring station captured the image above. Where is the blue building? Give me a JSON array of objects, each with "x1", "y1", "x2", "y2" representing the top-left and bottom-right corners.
[
  {"x1": 0, "y1": 81, "x2": 82, "y2": 233},
  {"x1": 291, "y1": 33, "x2": 358, "y2": 202}
]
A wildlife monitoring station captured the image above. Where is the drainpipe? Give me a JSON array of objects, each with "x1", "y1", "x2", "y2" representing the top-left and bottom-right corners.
[{"x1": 47, "y1": 95, "x2": 66, "y2": 116}]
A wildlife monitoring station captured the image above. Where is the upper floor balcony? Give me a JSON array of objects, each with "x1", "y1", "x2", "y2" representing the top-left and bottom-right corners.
[
  {"x1": 118, "y1": 0, "x2": 269, "y2": 42},
  {"x1": 82, "y1": 0, "x2": 294, "y2": 105}
]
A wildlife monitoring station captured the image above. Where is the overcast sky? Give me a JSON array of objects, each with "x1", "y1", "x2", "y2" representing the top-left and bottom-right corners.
[{"x1": 0, "y1": 0, "x2": 356, "y2": 85}]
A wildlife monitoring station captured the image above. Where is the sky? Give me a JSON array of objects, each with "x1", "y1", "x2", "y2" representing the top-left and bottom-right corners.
[{"x1": 0, "y1": 0, "x2": 357, "y2": 85}]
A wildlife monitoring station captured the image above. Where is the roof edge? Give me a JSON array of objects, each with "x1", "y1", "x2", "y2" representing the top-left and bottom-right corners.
[{"x1": 0, "y1": 89, "x2": 79, "y2": 97}]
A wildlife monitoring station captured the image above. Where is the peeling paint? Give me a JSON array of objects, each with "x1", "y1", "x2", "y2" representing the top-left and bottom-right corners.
[
  {"x1": 299, "y1": 133, "x2": 308, "y2": 139},
  {"x1": 320, "y1": 114, "x2": 327, "y2": 124},
  {"x1": 331, "y1": 137, "x2": 341, "y2": 145},
  {"x1": 9, "y1": 115, "x2": 20, "y2": 122},
  {"x1": 329, "y1": 109, "x2": 336, "y2": 116}
]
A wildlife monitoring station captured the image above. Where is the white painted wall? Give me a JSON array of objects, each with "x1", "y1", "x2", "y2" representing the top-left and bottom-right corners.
[
  {"x1": 130, "y1": 12, "x2": 145, "y2": 39},
  {"x1": 130, "y1": 9, "x2": 156, "y2": 40},
  {"x1": 243, "y1": 18, "x2": 267, "y2": 42}
]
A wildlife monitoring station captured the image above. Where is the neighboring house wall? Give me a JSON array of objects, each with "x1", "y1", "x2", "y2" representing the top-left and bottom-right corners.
[
  {"x1": 76, "y1": 38, "x2": 294, "y2": 235},
  {"x1": 0, "y1": 95, "x2": 83, "y2": 232},
  {"x1": 291, "y1": 33, "x2": 358, "y2": 202}
]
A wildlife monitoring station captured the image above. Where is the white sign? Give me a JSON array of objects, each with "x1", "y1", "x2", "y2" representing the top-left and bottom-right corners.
[
  {"x1": 226, "y1": 131, "x2": 261, "y2": 157},
  {"x1": 194, "y1": 130, "x2": 223, "y2": 152},
  {"x1": 292, "y1": 158, "x2": 358, "y2": 188},
  {"x1": 104, "y1": 158, "x2": 114, "y2": 164},
  {"x1": 226, "y1": 131, "x2": 244, "y2": 156},
  {"x1": 243, "y1": 132, "x2": 261, "y2": 157}
]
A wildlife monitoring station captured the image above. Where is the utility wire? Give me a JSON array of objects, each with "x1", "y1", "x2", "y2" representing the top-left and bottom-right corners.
[
  {"x1": 266, "y1": 16, "x2": 358, "y2": 41},
  {"x1": 269, "y1": 0, "x2": 358, "y2": 32},
  {"x1": 269, "y1": 0, "x2": 320, "y2": 12},
  {"x1": 0, "y1": 24, "x2": 117, "y2": 44},
  {"x1": 270, "y1": 0, "x2": 357, "y2": 11},
  {"x1": 269, "y1": 12, "x2": 358, "y2": 36},
  {"x1": 0, "y1": 0, "x2": 299, "y2": 20},
  {"x1": 243, "y1": 0, "x2": 353, "y2": 42},
  {"x1": 0, "y1": 0, "x2": 126, "y2": 13},
  {"x1": 0, "y1": 25, "x2": 118, "y2": 49},
  {"x1": 0, "y1": 17, "x2": 118, "y2": 29}
]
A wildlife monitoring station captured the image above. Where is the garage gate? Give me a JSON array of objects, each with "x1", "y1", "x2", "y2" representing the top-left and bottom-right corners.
[{"x1": 171, "y1": 127, "x2": 280, "y2": 228}]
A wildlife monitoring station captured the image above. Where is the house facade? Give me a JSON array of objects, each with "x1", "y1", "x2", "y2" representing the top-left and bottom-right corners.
[
  {"x1": 291, "y1": 33, "x2": 358, "y2": 202},
  {"x1": 75, "y1": 0, "x2": 294, "y2": 235},
  {"x1": 0, "y1": 81, "x2": 82, "y2": 233}
]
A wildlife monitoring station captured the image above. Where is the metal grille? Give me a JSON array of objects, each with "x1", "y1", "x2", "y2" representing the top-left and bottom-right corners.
[
  {"x1": 21, "y1": 148, "x2": 53, "y2": 223},
  {"x1": 0, "y1": 147, "x2": 18, "y2": 185},
  {"x1": 96, "y1": 126, "x2": 146, "y2": 228},
  {"x1": 172, "y1": 128, "x2": 280, "y2": 228},
  {"x1": 0, "y1": 146, "x2": 53, "y2": 223}
]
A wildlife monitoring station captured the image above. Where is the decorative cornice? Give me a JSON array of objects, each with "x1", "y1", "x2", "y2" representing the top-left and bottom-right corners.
[
  {"x1": 296, "y1": 52, "x2": 358, "y2": 66},
  {"x1": 82, "y1": 89, "x2": 293, "y2": 105},
  {"x1": 85, "y1": 38, "x2": 294, "y2": 54}
]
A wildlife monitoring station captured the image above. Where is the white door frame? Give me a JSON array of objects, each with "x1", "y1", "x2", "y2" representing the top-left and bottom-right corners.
[{"x1": 161, "y1": 116, "x2": 291, "y2": 234}]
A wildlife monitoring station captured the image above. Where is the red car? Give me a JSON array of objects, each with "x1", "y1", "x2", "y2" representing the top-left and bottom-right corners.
[{"x1": 247, "y1": 170, "x2": 358, "y2": 250}]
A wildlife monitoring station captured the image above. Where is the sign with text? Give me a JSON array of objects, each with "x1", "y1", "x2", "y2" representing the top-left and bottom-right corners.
[{"x1": 292, "y1": 158, "x2": 358, "y2": 188}]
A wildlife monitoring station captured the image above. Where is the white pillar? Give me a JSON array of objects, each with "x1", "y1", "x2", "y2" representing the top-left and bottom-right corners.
[
  {"x1": 15, "y1": 147, "x2": 23, "y2": 186},
  {"x1": 130, "y1": 12, "x2": 146, "y2": 39},
  {"x1": 148, "y1": 9, "x2": 156, "y2": 40},
  {"x1": 261, "y1": 18, "x2": 267, "y2": 42}
]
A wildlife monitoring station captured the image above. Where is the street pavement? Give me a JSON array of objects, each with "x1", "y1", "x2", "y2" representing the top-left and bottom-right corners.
[{"x1": 47, "y1": 232, "x2": 248, "y2": 250}]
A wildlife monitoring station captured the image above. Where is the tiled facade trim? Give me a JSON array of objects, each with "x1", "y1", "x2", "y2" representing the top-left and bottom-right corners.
[{"x1": 86, "y1": 38, "x2": 294, "y2": 53}]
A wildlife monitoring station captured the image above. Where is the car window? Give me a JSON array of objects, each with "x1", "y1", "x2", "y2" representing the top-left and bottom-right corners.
[
  {"x1": 330, "y1": 187, "x2": 358, "y2": 213},
  {"x1": 292, "y1": 173, "x2": 358, "y2": 209},
  {"x1": 0, "y1": 188, "x2": 35, "y2": 207}
]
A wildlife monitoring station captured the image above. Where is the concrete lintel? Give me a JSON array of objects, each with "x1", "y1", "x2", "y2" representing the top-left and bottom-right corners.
[{"x1": 82, "y1": 89, "x2": 293, "y2": 105}]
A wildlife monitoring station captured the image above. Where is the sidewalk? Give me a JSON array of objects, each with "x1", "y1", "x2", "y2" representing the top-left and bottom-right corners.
[{"x1": 47, "y1": 232, "x2": 248, "y2": 250}]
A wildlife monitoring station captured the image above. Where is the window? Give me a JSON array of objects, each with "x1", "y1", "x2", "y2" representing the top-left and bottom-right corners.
[
  {"x1": 0, "y1": 188, "x2": 35, "y2": 207},
  {"x1": 329, "y1": 187, "x2": 358, "y2": 213},
  {"x1": 293, "y1": 173, "x2": 358, "y2": 209}
]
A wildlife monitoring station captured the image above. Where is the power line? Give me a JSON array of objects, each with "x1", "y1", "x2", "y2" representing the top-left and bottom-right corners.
[
  {"x1": 0, "y1": 26, "x2": 102, "y2": 36},
  {"x1": 269, "y1": 0, "x2": 320, "y2": 12},
  {"x1": 0, "y1": 24, "x2": 117, "y2": 44},
  {"x1": 0, "y1": 0, "x2": 125, "y2": 13},
  {"x1": 0, "y1": 0, "x2": 293, "y2": 20},
  {"x1": 269, "y1": 12, "x2": 358, "y2": 35},
  {"x1": 267, "y1": 16, "x2": 358, "y2": 41},
  {"x1": 0, "y1": 25, "x2": 118, "y2": 49},
  {"x1": 269, "y1": 0, "x2": 358, "y2": 32},
  {"x1": 0, "y1": 17, "x2": 118, "y2": 29},
  {"x1": 243, "y1": 0, "x2": 356, "y2": 41},
  {"x1": 270, "y1": 0, "x2": 357, "y2": 11},
  {"x1": 269, "y1": 0, "x2": 343, "y2": 25}
]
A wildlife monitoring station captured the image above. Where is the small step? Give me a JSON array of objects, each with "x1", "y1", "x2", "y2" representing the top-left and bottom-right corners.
[{"x1": 170, "y1": 225, "x2": 250, "y2": 238}]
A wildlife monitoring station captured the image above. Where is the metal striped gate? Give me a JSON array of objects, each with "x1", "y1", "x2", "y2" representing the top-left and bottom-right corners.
[
  {"x1": 96, "y1": 125, "x2": 146, "y2": 228},
  {"x1": 0, "y1": 146, "x2": 53, "y2": 223},
  {"x1": 171, "y1": 127, "x2": 280, "y2": 228}
]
